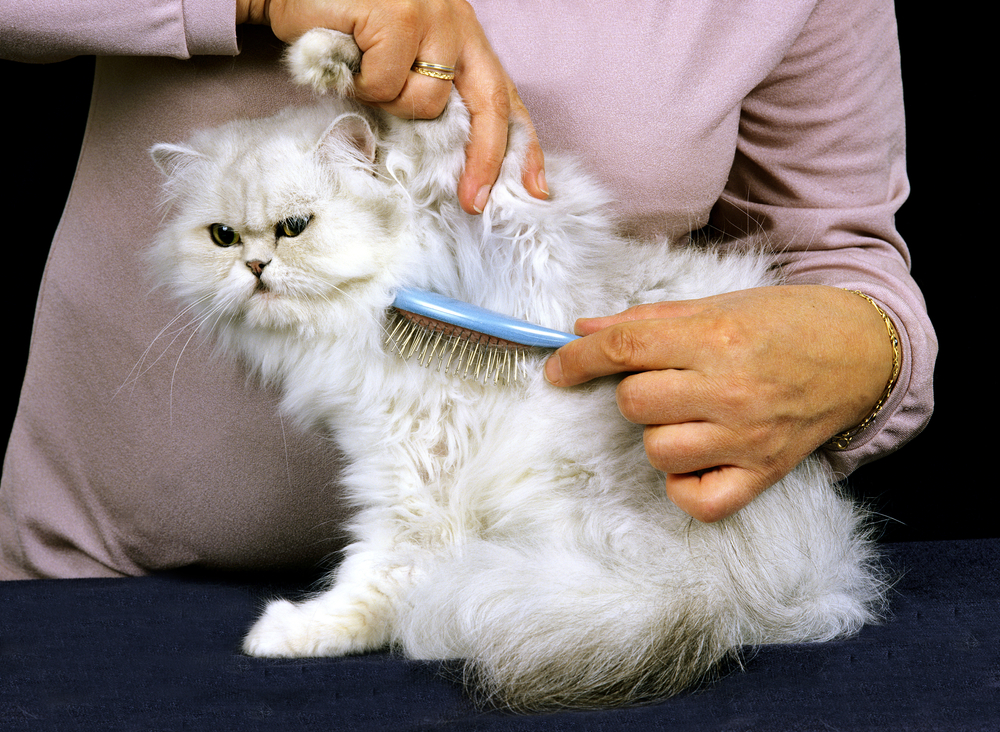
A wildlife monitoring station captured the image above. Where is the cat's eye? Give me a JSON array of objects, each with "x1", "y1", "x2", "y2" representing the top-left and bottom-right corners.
[
  {"x1": 277, "y1": 215, "x2": 312, "y2": 239},
  {"x1": 209, "y1": 223, "x2": 241, "y2": 247}
]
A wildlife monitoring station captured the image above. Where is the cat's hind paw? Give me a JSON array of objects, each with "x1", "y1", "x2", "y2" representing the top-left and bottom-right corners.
[
  {"x1": 285, "y1": 28, "x2": 361, "y2": 96},
  {"x1": 242, "y1": 596, "x2": 389, "y2": 658}
]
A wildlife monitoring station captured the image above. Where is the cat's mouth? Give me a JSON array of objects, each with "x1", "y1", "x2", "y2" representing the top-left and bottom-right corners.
[{"x1": 253, "y1": 280, "x2": 272, "y2": 295}]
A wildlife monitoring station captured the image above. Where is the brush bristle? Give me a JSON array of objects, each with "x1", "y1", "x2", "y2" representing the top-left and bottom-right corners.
[{"x1": 385, "y1": 309, "x2": 531, "y2": 385}]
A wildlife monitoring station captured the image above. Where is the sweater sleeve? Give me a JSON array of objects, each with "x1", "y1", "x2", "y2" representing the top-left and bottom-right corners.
[
  {"x1": 709, "y1": 0, "x2": 936, "y2": 476},
  {"x1": 0, "y1": 0, "x2": 239, "y2": 61}
]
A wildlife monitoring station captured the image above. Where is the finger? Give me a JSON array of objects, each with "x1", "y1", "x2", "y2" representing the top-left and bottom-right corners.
[
  {"x1": 509, "y1": 89, "x2": 547, "y2": 200},
  {"x1": 574, "y1": 300, "x2": 704, "y2": 336},
  {"x1": 454, "y1": 67, "x2": 511, "y2": 214},
  {"x1": 374, "y1": 61, "x2": 457, "y2": 120},
  {"x1": 641, "y1": 422, "x2": 734, "y2": 475},
  {"x1": 615, "y1": 370, "x2": 704, "y2": 426},
  {"x1": 368, "y1": 32, "x2": 461, "y2": 119},
  {"x1": 350, "y1": 24, "x2": 422, "y2": 104},
  {"x1": 544, "y1": 319, "x2": 694, "y2": 387},
  {"x1": 663, "y1": 466, "x2": 768, "y2": 523}
]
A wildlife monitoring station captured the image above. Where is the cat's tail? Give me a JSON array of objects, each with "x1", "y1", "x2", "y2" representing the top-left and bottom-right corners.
[
  {"x1": 393, "y1": 465, "x2": 884, "y2": 711},
  {"x1": 394, "y1": 540, "x2": 736, "y2": 710}
]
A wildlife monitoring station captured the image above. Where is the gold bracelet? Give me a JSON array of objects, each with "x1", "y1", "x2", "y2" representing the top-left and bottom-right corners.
[{"x1": 825, "y1": 290, "x2": 901, "y2": 451}]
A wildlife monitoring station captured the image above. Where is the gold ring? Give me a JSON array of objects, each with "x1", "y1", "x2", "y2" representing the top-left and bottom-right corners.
[{"x1": 411, "y1": 61, "x2": 456, "y2": 81}]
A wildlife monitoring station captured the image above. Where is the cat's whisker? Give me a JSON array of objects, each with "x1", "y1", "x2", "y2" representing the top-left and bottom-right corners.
[
  {"x1": 116, "y1": 294, "x2": 217, "y2": 400},
  {"x1": 152, "y1": 295, "x2": 241, "y2": 421},
  {"x1": 119, "y1": 306, "x2": 197, "y2": 396},
  {"x1": 168, "y1": 317, "x2": 212, "y2": 424}
]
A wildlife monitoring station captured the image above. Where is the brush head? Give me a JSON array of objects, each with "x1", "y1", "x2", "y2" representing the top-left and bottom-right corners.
[
  {"x1": 391, "y1": 288, "x2": 579, "y2": 348},
  {"x1": 385, "y1": 309, "x2": 534, "y2": 386},
  {"x1": 385, "y1": 288, "x2": 579, "y2": 386}
]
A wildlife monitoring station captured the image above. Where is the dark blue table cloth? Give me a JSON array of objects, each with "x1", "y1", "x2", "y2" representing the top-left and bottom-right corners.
[{"x1": 2, "y1": 539, "x2": 998, "y2": 731}]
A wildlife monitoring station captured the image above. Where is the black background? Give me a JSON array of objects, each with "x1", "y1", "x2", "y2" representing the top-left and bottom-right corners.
[{"x1": 2, "y1": 5, "x2": 988, "y2": 544}]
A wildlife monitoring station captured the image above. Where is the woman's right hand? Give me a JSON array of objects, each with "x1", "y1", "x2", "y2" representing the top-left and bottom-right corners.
[{"x1": 238, "y1": 0, "x2": 547, "y2": 215}]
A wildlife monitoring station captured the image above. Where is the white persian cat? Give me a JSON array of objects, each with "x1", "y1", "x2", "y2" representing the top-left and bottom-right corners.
[{"x1": 148, "y1": 29, "x2": 883, "y2": 710}]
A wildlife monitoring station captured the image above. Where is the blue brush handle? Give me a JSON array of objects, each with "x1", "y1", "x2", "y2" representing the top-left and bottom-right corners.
[{"x1": 393, "y1": 287, "x2": 580, "y2": 348}]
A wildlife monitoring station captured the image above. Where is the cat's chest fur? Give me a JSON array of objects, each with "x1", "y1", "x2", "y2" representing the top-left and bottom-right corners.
[{"x1": 283, "y1": 337, "x2": 625, "y2": 524}]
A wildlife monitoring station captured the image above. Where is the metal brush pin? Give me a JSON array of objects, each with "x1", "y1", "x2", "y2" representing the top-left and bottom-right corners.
[{"x1": 386, "y1": 288, "x2": 580, "y2": 386}]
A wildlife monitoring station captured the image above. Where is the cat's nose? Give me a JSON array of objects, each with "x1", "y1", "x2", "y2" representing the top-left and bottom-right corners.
[{"x1": 246, "y1": 259, "x2": 270, "y2": 277}]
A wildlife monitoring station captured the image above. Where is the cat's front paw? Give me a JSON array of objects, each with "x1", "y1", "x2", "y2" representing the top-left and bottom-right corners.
[
  {"x1": 242, "y1": 595, "x2": 389, "y2": 658},
  {"x1": 242, "y1": 599, "x2": 312, "y2": 657},
  {"x1": 285, "y1": 28, "x2": 362, "y2": 96}
]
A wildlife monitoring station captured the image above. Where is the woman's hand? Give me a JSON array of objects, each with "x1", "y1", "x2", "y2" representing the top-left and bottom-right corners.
[
  {"x1": 544, "y1": 286, "x2": 896, "y2": 522},
  {"x1": 237, "y1": 0, "x2": 547, "y2": 215}
]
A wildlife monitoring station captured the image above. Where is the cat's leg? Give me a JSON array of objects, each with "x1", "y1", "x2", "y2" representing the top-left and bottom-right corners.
[
  {"x1": 285, "y1": 28, "x2": 361, "y2": 96},
  {"x1": 242, "y1": 547, "x2": 420, "y2": 658}
]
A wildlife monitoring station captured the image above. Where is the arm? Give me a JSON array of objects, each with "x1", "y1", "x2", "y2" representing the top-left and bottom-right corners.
[
  {"x1": 710, "y1": 0, "x2": 934, "y2": 476},
  {"x1": 239, "y1": 0, "x2": 547, "y2": 214},
  {"x1": 0, "y1": 0, "x2": 238, "y2": 61},
  {"x1": 545, "y1": 0, "x2": 935, "y2": 522},
  {"x1": 0, "y1": 0, "x2": 545, "y2": 215}
]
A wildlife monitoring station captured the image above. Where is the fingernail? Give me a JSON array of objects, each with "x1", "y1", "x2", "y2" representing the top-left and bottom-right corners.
[
  {"x1": 573, "y1": 316, "x2": 600, "y2": 336},
  {"x1": 473, "y1": 185, "x2": 491, "y2": 214},
  {"x1": 537, "y1": 168, "x2": 549, "y2": 197},
  {"x1": 543, "y1": 353, "x2": 562, "y2": 385}
]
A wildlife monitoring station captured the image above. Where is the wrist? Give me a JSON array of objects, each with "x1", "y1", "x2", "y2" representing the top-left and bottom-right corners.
[
  {"x1": 825, "y1": 290, "x2": 901, "y2": 450},
  {"x1": 237, "y1": 0, "x2": 271, "y2": 25}
]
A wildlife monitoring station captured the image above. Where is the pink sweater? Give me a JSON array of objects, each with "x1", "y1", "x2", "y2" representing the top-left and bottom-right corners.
[{"x1": 0, "y1": 0, "x2": 936, "y2": 578}]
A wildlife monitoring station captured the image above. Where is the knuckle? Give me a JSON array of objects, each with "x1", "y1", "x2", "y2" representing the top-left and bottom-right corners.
[
  {"x1": 358, "y1": 74, "x2": 403, "y2": 103},
  {"x1": 601, "y1": 325, "x2": 647, "y2": 369},
  {"x1": 473, "y1": 143, "x2": 506, "y2": 179},
  {"x1": 709, "y1": 375, "x2": 752, "y2": 418},
  {"x1": 615, "y1": 376, "x2": 647, "y2": 424},
  {"x1": 644, "y1": 426, "x2": 704, "y2": 475},
  {"x1": 462, "y1": 77, "x2": 512, "y2": 119},
  {"x1": 408, "y1": 90, "x2": 450, "y2": 120},
  {"x1": 627, "y1": 302, "x2": 661, "y2": 320},
  {"x1": 664, "y1": 473, "x2": 734, "y2": 524},
  {"x1": 706, "y1": 312, "x2": 748, "y2": 352},
  {"x1": 460, "y1": 89, "x2": 511, "y2": 174},
  {"x1": 390, "y1": 0, "x2": 422, "y2": 31},
  {"x1": 642, "y1": 427, "x2": 673, "y2": 471},
  {"x1": 488, "y1": 83, "x2": 513, "y2": 116}
]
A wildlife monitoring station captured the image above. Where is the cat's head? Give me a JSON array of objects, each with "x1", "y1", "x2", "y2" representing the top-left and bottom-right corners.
[{"x1": 148, "y1": 103, "x2": 408, "y2": 339}]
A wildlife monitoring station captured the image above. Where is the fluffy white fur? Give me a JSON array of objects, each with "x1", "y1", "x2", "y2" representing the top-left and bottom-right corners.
[{"x1": 148, "y1": 29, "x2": 884, "y2": 710}]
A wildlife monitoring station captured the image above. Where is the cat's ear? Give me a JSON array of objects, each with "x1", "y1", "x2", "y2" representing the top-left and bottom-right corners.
[
  {"x1": 150, "y1": 143, "x2": 203, "y2": 178},
  {"x1": 317, "y1": 113, "x2": 378, "y2": 169}
]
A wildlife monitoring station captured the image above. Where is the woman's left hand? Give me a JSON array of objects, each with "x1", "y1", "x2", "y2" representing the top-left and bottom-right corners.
[
  {"x1": 544, "y1": 285, "x2": 895, "y2": 522},
  {"x1": 238, "y1": 0, "x2": 547, "y2": 216}
]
